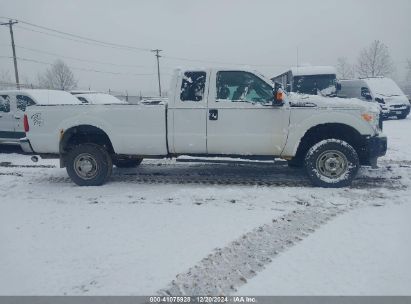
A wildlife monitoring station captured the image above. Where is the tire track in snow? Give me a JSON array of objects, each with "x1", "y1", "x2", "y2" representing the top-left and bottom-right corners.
[{"x1": 157, "y1": 205, "x2": 348, "y2": 296}]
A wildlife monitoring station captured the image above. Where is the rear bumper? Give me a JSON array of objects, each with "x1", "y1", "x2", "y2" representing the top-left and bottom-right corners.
[{"x1": 19, "y1": 137, "x2": 35, "y2": 154}]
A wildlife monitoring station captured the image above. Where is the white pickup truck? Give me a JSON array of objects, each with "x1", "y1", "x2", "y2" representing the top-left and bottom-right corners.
[{"x1": 21, "y1": 68, "x2": 387, "y2": 187}]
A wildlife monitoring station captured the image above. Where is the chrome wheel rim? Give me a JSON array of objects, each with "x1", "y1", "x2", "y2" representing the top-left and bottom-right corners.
[
  {"x1": 74, "y1": 153, "x2": 99, "y2": 180},
  {"x1": 316, "y1": 150, "x2": 348, "y2": 179}
]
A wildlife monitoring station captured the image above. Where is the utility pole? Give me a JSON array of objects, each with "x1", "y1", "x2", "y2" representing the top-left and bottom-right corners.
[
  {"x1": 1, "y1": 20, "x2": 20, "y2": 89},
  {"x1": 151, "y1": 49, "x2": 162, "y2": 96}
]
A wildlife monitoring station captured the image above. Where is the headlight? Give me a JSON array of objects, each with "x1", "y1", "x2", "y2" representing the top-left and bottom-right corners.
[{"x1": 361, "y1": 112, "x2": 381, "y2": 132}]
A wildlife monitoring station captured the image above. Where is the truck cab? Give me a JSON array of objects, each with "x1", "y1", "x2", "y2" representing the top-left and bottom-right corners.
[{"x1": 168, "y1": 68, "x2": 287, "y2": 156}]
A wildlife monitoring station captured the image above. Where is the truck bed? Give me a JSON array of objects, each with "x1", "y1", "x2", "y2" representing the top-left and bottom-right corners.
[{"x1": 25, "y1": 103, "x2": 168, "y2": 155}]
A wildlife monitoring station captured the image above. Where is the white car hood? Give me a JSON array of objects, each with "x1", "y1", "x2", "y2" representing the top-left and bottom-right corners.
[{"x1": 375, "y1": 94, "x2": 410, "y2": 106}]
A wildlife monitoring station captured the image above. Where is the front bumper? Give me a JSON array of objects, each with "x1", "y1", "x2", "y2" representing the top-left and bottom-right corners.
[
  {"x1": 365, "y1": 134, "x2": 387, "y2": 160},
  {"x1": 382, "y1": 104, "x2": 410, "y2": 118},
  {"x1": 19, "y1": 137, "x2": 35, "y2": 154}
]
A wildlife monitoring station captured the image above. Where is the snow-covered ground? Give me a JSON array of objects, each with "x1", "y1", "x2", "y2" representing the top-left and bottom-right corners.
[{"x1": 0, "y1": 117, "x2": 410, "y2": 295}]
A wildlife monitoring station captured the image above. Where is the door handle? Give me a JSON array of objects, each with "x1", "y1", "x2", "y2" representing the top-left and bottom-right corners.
[
  {"x1": 14, "y1": 115, "x2": 21, "y2": 120},
  {"x1": 209, "y1": 109, "x2": 218, "y2": 120}
]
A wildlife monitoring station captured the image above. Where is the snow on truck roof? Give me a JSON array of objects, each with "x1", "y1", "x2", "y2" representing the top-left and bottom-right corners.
[
  {"x1": 289, "y1": 66, "x2": 337, "y2": 76},
  {"x1": 0, "y1": 89, "x2": 81, "y2": 105}
]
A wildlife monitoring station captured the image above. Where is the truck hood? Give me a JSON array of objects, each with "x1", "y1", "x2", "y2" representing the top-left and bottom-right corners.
[
  {"x1": 288, "y1": 93, "x2": 380, "y2": 113},
  {"x1": 374, "y1": 93, "x2": 410, "y2": 106}
]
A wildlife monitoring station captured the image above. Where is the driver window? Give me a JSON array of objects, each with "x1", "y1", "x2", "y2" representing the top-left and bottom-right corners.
[
  {"x1": 0, "y1": 95, "x2": 10, "y2": 113},
  {"x1": 216, "y1": 71, "x2": 272, "y2": 103}
]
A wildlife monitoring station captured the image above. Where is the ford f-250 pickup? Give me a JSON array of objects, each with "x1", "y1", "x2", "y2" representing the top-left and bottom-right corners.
[{"x1": 20, "y1": 68, "x2": 387, "y2": 187}]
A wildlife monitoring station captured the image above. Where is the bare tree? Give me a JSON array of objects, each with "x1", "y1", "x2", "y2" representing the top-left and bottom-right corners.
[
  {"x1": 336, "y1": 57, "x2": 355, "y2": 79},
  {"x1": 0, "y1": 70, "x2": 14, "y2": 89},
  {"x1": 356, "y1": 40, "x2": 394, "y2": 77},
  {"x1": 38, "y1": 59, "x2": 77, "y2": 90}
]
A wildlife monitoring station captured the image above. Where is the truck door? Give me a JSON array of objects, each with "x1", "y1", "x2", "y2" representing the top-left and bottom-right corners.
[
  {"x1": 206, "y1": 70, "x2": 290, "y2": 156},
  {"x1": 168, "y1": 70, "x2": 208, "y2": 154},
  {"x1": 0, "y1": 95, "x2": 16, "y2": 140}
]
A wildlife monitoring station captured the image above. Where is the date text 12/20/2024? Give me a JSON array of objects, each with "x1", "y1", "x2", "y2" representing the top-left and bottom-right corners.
[{"x1": 149, "y1": 296, "x2": 257, "y2": 303}]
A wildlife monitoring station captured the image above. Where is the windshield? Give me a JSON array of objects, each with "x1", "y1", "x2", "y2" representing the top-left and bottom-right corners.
[
  {"x1": 293, "y1": 74, "x2": 336, "y2": 95},
  {"x1": 365, "y1": 78, "x2": 405, "y2": 97}
]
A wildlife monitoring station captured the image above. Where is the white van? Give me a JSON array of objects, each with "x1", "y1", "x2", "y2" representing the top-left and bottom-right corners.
[
  {"x1": 338, "y1": 77, "x2": 410, "y2": 119},
  {"x1": 0, "y1": 90, "x2": 80, "y2": 145}
]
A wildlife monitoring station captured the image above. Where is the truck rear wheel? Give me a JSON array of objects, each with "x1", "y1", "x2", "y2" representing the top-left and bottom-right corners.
[
  {"x1": 304, "y1": 139, "x2": 359, "y2": 188},
  {"x1": 66, "y1": 143, "x2": 112, "y2": 186},
  {"x1": 113, "y1": 158, "x2": 143, "y2": 168}
]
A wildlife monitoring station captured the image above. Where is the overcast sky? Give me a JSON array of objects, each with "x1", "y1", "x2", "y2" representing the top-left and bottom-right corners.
[{"x1": 0, "y1": 0, "x2": 410, "y2": 95}]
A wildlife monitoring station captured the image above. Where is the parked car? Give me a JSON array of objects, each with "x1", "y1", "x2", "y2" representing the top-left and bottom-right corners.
[
  {"x1": 21, "y1": 68, "x2": 386, "y2": 188},
  {"x1": 338, "y1": 77, "x2": 410, "y2": 119},
  {"x1": 0, "y1": 89, "x2": 80, "y2": 145},
  {"x1": 71, "y1": 92, "x2": 127, "y2": 104}
]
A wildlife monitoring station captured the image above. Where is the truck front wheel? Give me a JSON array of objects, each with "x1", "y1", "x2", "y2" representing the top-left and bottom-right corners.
[
  {"x1": 304, "y1": 139, "x2": 359, "y2": 188},
  {"x1": 66, "y1": 143, "x2": 113, "y2": 186}
]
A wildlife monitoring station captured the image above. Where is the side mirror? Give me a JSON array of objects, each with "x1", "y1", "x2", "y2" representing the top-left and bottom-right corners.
[
  {"x1": 273, "y1": 82, "x2": 285, "y2": 106},
  {"x1": 365, "y1": 93, "x2": 372, "y2": 101},
  {"x1": 375, "y1": 97, "x2": 385, "y2": 104}
]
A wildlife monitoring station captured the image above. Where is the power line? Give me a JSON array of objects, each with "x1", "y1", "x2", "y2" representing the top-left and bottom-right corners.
[
  {"x1": 1, "y1": 17, "x2": 291, "y2": 69},
  {"x1": 14, "y1": 25, "x2": 148, "y2": 52},
  {"x1": 13, "y1": 44, "x2": 174, "y2": 70},
  {"x1": 0, "y1": 55, "x2": 169, "y2": 77},
  {"x1": 0, "y1": 16, "x2": 151, "y2": 52}
]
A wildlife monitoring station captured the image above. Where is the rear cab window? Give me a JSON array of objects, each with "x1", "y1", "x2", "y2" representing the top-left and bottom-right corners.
[{"x1": 180, "y1": 71, "x2": 207, "y2": 102}]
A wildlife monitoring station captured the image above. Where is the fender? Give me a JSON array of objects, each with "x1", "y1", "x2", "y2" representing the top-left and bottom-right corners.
[
  {"x1": 281, "y1": 109, "x2": 375, "y2": 157},
  {"x1": 57, "y1": 113, "x2": 117, "y2": 152}
]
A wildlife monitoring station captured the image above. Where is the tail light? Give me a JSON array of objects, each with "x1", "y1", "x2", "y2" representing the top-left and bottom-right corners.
[{"x1": 23, "y1": 114, "x2": 29, "y2": 132}]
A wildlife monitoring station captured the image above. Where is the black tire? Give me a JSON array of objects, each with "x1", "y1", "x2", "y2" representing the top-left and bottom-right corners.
[
  {"x1": 113, "y1": 158, "x2": 143, "y2": 168},
  {"x1": 66, "y1": 143, "x2": 113, "y2": 186},
  {"x1": 397, "y1": 113, "x2": 408, "y2": 119},
  {"x1": 304, "y1": 139, "x2": 359, "y2": 188}
]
